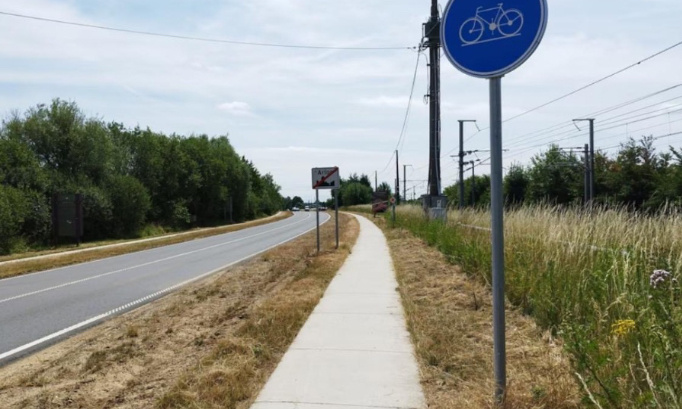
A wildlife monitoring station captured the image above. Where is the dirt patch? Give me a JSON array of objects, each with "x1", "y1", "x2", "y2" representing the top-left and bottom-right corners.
[
  {"x1": 0, "y1": 213, "x2": 359, "y2": 409},
  {"x1": 372, "y1": 216, "x2": 581, "y2": 408},
  {"x1": 0, "y1": 212, "x2": 292, "y2": 279}
]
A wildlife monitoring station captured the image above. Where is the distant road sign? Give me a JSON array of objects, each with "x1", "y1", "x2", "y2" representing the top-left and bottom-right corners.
[
  {"x1": 442, "y1": 0, "x2": 548, "y2": 78},
  {"x1": 390, "y1": 197, "x2": 396, "y2": 204},
  {"x1": 312, "y1": 167, "x2": 340, "y2": 190}
]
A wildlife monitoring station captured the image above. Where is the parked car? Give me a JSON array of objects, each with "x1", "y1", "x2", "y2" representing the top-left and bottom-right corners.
[
  {"x1": 320, "y1": 206, "x2": 327, "y2": 211},
  {"x1": 304, "y1": 206, "x2": 310, "y2": 211},
  {"x1": 292, "y1": 206, "x2": 299, "y2": 211}
]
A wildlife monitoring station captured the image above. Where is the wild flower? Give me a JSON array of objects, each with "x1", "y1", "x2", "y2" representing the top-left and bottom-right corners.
[
  {"x1": 611, "y1": 319, "x2": 636, "y2": 336},
  {"x1": 650, "y1": 269, "x2": 671, "y2": 288}
]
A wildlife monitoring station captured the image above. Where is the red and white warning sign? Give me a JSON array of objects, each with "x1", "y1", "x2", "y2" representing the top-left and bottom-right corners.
[
  {"x1": 390, "y1": 197, "x2": 396, "y2": 204},
  {"x1": 312, "y1": 167, "x2": 340, "y2": 190}
]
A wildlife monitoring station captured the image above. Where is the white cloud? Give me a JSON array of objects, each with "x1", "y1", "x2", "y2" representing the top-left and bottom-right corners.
[
  {"x1": 356, "y1": 96, "x2": 412, "y2": 109},
  {"x1": 217, "y1": 101, "x2": 254, "y2": 117},
  {"x1": 1, "y1": 0, "x2": 681, "y2": 198}
]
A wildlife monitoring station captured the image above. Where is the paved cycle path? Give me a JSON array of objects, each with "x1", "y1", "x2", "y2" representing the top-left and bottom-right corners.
[{"x1": 251, "y1": 214, "x2": 425, "y2": 409}]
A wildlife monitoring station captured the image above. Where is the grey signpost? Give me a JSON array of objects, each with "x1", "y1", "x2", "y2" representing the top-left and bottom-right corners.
[
  {"x1": 312, "y1": 167, "x2": 341, "y2": 254},
  {"x1": 442, "y1": 0, "x2": 548, "y2": 401}
]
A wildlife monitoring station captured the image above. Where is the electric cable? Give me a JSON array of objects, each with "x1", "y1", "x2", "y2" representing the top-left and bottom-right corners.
[
  {"x1": 0, "y1": 10, "x2": 416, "y2": 51},
  {"x1": 378, "y1": 50, "x2": 424, "y2": 175}
]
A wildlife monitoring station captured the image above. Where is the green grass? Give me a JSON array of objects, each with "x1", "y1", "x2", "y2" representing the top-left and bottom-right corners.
[{"x1": 357, "y1": 204, "x2": 682, "y2": 409}]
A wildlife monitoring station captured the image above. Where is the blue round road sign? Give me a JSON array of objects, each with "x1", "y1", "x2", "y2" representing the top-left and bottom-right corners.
[{"x1": 442, "y1": 0, "x2": 548, "y2": 78}]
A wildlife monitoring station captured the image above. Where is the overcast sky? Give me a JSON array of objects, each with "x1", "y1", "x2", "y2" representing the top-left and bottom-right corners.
[{"x1": 1, "y1": 0, "x2": 681, "y2": 201}]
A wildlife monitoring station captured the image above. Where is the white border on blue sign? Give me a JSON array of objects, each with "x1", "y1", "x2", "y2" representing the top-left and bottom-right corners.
[{"x1": 441, "y1": 0, "x2": 548, "y2": 78}]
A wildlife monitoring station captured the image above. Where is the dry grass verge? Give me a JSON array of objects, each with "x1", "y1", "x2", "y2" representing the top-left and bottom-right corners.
[
  {"x1": 0, "y1": 212, "x2": 292, "y2": 279},
  {"x1": 370, "y1": 216, "x2": 582, "y2": 408},
  {"x1": 0, "y1": 213, "x2": 359, "y2": 409}
]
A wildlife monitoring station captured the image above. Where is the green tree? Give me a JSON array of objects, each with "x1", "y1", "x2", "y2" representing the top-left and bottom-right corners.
[
  {"x1": 0, "y1": 185, "x2": 29, "y2": 253},
  {"x1": 377, "y1": 182, "x2": 392, "y2": 194},
  {"x1": 340, "y1": 182, "x2": 372, "y2": 206},
  {"x1": 607, "y1": 136, "x2": 661, "y2": 209},
  {"x1": 527, "y1": 145, "x2": 584, "y2": 205},
  {"x1": 504, "y1": 164, "x2": 529, "y2": 206},
  {"x1": 108, "y1": 175, "x2": 151, "y2": 237},
  {"x1": 291, "y1": 196, "x2": 305, "y2": 208}
]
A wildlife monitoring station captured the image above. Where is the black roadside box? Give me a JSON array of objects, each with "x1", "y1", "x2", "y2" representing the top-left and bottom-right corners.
[{"x1": 52, "y1": 193, "x2": 83, "y2": 245}]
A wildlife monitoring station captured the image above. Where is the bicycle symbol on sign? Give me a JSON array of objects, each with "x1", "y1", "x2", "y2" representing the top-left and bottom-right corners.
[{"x1": 459, "y1": 3, "x2": 524, "y2": 46}]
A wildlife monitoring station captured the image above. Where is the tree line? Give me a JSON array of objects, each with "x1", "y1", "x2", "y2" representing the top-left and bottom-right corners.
[
  {"x1": 444, "y1": 136, "x2": 682, "y2": 210},
  {"x1": 0, "y1": 99, "x2": 283, "y2": 254}
]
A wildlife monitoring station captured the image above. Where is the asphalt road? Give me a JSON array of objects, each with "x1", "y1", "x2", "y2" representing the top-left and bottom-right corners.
[{"x1": 0, "y1": 211, "x2": 329, "y2": 365}]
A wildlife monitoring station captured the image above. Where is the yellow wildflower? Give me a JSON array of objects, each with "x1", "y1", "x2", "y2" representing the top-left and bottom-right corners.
[{"x1": 611, "y1": 319, "x2": 636, "y2": 336}]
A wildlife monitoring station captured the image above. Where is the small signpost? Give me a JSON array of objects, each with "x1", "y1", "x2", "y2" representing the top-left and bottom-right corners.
[
  {"x1": 312, "y1": 167, "x2": 341, "y2": 253},
  {"x1": 442, "y1": 0, "x2": 548, "y2": 401}
]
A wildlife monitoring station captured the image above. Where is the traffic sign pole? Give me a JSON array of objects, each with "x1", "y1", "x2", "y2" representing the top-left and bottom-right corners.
[
  {"x1": 490, "y1": 76, "x2": 506, "y2": 399},
  {"x1": 316, "y1": 189, "x2": 320, "y2": 254},
  {"x1": 441, "y1": 0, "x2": 547, "y2": 402},
  {"x1": 335, "y1": 191, "x2": 339, "y2": 249}
]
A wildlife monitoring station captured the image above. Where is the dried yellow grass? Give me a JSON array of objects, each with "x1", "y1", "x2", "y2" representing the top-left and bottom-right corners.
[
  {"x1": 0, "y1": 213, "x2": 359, "y2": 409},
  {"x1": 373, "y1": 216, "x2": 582, "y2": 408}
]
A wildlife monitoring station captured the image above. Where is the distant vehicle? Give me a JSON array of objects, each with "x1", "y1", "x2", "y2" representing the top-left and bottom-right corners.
[
  {"x1": 372, "y1": 202, "x2": 388, "y2": 214},
  {"x1": 320, "y1": 206, "x2": 327, "y2": 211},
  {"x1": 372, "y1": 191, "x2": 389, "y2": 214},
  {"x1": 292, "y1": 207, "x2": 300, "y2": 211},
  {"x1": 304, "y1": 206, "x2": 310, "y2": 211}
]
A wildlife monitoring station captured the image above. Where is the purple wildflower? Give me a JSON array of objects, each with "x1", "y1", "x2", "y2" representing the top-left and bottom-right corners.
[{"x1": 650, "y1": 269, "x2": 671, "y2": 288}]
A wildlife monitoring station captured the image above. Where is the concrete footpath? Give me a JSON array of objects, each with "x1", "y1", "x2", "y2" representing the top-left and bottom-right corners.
[{"x1": 250, "y1": 214, "x2": 425, "y2": 409}]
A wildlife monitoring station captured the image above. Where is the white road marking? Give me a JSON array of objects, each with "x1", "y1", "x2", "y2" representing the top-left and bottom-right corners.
[
  {"x1": 0, "y1": 213, "x2": 314, "y2": 305},
  {"x1": 0, "y1": 214, "x2": 329, "y2": 362}
]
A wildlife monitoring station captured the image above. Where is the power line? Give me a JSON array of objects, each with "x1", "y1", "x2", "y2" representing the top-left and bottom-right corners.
[
  {"x1": 378, "y1": 51, "x2": 423, "y2": 175},
  {"x1": 600, "y1": 130, "x2": 682, "y2": 151},
  {"x1": 509, "y1": 103, "x2": 682, "y2": 152},
  {"x1": 509, "y1": 106, "x2": 682, "y2": 154},
  {"x1": 0, "y1": 10, "x2": 416, "y2": 51},
  {"x1": 506, "y1": 84, "x2": 682, "y2": 146},
  {"x1": 503, "y1": 40, "x2": 682, "y2": 123},
  {"x1": 398, "y1": 52, "x2": 423, "y2": 152},
  {"x1": 466, "y1": 42, "x2": 682, "y2": 141}
]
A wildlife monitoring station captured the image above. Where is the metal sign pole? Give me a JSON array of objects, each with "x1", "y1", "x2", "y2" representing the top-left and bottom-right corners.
[
  {"x1": 490, "y1": 77, "x2": 506, "y2": 400},
  {"x1": 442, "y1": 0, "x2": 546, "y2": 402},
  {"x1": 335, "y1": 190, "x2": 339, "y2": 249},
  {"x1": 316, "y1": 189, "x2": 320, "y2": 254}
]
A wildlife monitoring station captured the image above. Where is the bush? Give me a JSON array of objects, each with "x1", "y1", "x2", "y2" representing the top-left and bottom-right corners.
[
  {"x1": 108, "y1": 175, "x2": 151, "y2": 237},
  {"x1": 170, "y1": 201, "x2": 191, "y2": 229},
  {"x1": 79, "y1": 185, "x2": 114, "y2": 241},
  {"x1": 0, "y1": 185, "x2": 29, "y2": 254},
  {"x1": 21, "y1": 190, "x2": 51, "y2": 246}
]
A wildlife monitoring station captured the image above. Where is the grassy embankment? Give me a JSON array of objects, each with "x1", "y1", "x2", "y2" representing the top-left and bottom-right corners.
[
  {"x1": 0, "y1": 212, "x2": 291, "y2": 279},
  {"x1": 0, "y1": 213, "x2": 359, "y2": 409},
  {"x1": 353, "y1": 204, "x2": 682, "y2": 408}
]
